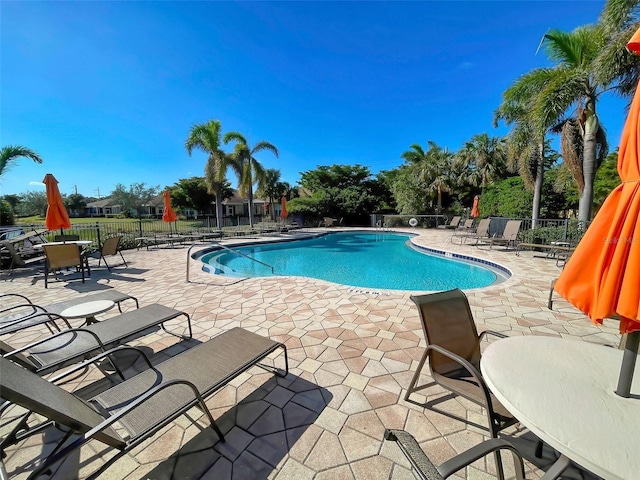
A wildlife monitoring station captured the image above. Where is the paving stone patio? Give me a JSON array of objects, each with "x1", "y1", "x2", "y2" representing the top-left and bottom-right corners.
[{"x1": 0, "y1": 227, "x2": 615, "y2": 479}]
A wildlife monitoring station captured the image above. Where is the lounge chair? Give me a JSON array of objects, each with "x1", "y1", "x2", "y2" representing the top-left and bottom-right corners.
[
  {"x1": 0, "y1": 327, "x2": 288, "y2": 479},
  {"x1": 484, "y1": 220, "x2": 522, "y2": 250},
  {"x1": 0, "y1": 240, "x2": 46, "y2": 274},
  {"x1": 451, "y1": 218, "x2": 491, "y2": 245},
  {"x1": 437, "y1": 215, "x2": 461, "y2": 229},
  {"x1": 42, "y1": 243, "x2": 91, "y2": 288},
  {"x1": 384, "y1": 430, "x2": 524, "y2": 480},
  {"x1": 92, "y1": 236, "x2": 127, "y2": 271},
  {"x1": 406, "y1": 289, "x2": 517, "y2": 479},
  {"x1": 322, "y1": 217, "x2": 334, "y2": 227},
  {"x1": 0, "y1": 290, "x2": 140, "y2": 338},
  {"x1": 2, "y1": 304, "x2": 190, "y2": 376},
  {"x1": 456, "y1": 218, "x2": 474, "y2": 230}
]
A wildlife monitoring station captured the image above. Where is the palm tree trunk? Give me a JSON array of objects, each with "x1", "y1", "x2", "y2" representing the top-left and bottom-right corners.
[
  {"x1": 215, "y1": 183, "x2": 223, "y2": 229},
  {"x1": 580, "y1": 104, "x2": 599, "y2": 223},
  {"x1": 437, "y1": 186, "x2": 442, "y2": 214},
  {"x1": 248, "y1": 186, "x2": 254, "y2": 227},
  {"x1": 531, "y1": 141, "x2": 545, "y2": 229}
]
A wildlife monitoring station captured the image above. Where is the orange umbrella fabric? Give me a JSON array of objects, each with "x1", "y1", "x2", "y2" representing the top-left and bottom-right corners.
[
  {"x1": 555, "y1": 32, "x2": 640, "y2": 334},
  {"x1": 162, "y1": 190, "x2": 177, "y2": 223},
  {"x1": 280, "y1": 197, "x2": 288, "y2": 219},
  {"x1": 470, "y1": 195, "x2": 480, "y2": 218},
  {"x1": 43, "y1": 173, "x2": 71, "y2": 231}
]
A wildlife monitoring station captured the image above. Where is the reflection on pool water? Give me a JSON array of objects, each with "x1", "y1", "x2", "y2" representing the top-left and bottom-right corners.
[{"x1": 200, "y1": 231, "x2": 510, "y2": 291}]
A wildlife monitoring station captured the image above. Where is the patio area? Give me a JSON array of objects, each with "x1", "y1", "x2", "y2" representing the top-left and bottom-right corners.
[{"x1": 0, "y1": 227, "x2": 617, "y2": 479}]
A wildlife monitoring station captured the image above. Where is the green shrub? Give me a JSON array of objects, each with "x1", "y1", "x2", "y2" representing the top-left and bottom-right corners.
[{"x1": 0, "y1": 200, "x2": 15, "y2": 226}]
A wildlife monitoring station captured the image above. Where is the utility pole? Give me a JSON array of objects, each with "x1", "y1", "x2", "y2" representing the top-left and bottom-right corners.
[
  {"x1": 74, "y1": 185, "x2": 78, "y2": 195},
  {"x1": 95, "y1": 187, "x2": 101, "y2": 199}
]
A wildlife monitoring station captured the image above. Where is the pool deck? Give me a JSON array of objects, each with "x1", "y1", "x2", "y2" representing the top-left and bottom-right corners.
[{"x1": 0, "y1": 227, "x2": 616, "y2": 479}]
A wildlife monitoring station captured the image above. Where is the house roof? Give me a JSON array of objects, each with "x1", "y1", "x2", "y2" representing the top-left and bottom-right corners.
[{"x1": 86, "y1": 198, "x2": 119, "y2": 208}]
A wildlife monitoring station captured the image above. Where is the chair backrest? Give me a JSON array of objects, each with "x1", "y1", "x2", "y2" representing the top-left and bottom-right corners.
[
  {"x1": 43, "y1": 244, "x2": 81, "y2": 269},
  {"x1": 101, "y1": 236, "x2": 121, "y2": 256},
  {"x1": 448, "y1": 216, "x2": 461, "y2": 227},
  {"x1": 0, "y1": 357, "x2": 124, "y2": 447},
  {"x1": 0, "y1": 241, "x2": 26, "y2": 266},
  {"x1": 474, "y1": 218, "x2": 491, "y2": 237},
  {"x1": 54, "y1": 234, "x2": 80, "y2": 242},
  {"x1": 324, "y1": 217, "x2": 334, "y2": 227},
  {"x1": 410, "y1": 289, "x2": 482, "y2": 376},
  {"x1": 501, "y1": 220, "x2": 522, "y2": 240},
  {"x1": 461, "y1": 219, "x2": 474, "y2": 229}
]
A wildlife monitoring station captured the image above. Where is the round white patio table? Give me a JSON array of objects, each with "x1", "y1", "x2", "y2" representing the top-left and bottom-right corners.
[
  {"x1": 60, "y1": 300, "x2": 115, "y2": 325},
  {"x1": 481, "y1": 335, "x2": 640, "y2": 480}
]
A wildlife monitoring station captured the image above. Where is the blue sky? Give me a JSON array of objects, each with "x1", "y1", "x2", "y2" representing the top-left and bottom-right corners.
[{"x1": 1, "y1": 0, "x2": 627, "y2": 198}]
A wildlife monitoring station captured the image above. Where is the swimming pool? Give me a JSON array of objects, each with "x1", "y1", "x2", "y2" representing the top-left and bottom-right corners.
[{"x1": 199, "y1": 231, "x2": 509, "y2": 291}]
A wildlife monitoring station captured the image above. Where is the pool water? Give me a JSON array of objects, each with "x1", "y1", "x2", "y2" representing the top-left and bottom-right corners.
[{"x1": 201, "y1": 232, "x2": 504, "y2": 291}]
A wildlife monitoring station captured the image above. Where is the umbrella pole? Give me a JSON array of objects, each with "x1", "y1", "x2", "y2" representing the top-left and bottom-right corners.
[{"x1": 616, "y1": 331, "x2": 640, "y2": 397}]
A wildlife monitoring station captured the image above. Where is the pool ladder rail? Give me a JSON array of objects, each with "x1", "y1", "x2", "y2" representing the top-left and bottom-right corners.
[{"x1": 187, "y1": 241, "x2": 274, "y2": 282}]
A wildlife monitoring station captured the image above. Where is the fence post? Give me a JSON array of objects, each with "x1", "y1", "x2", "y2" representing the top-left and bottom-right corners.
[
  {"x1": 563, "y1": 219, "x2": 569, "y2": 242},
  {"x1": 96, "y1": 222, "x2": 101, "y2": 247},
  {"x1": 138, "y1": 218, "x2": 143, "y2": 238}
]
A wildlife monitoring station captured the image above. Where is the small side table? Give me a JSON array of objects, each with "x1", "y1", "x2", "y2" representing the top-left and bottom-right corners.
[{"x1": 60, "y1": 300, "x2": 115, "y2": 325}]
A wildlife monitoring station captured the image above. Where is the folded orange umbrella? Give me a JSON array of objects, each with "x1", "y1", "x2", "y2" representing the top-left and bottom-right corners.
[
  {"x1": 162, "y1": 190, "x2": 177, "y2": 223},
  {"x1": 280, "y1": 197, "x2": 288, "y2": 219},
  {"x1": 43, "y1": 173, "x2": 71, "y2": 231},
  {"x1": 470, "y1": 195, "x2": 480, "y2": 218}
]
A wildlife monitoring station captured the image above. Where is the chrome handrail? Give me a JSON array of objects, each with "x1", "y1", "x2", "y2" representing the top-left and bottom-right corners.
[{"x1": 186, "y1": 241, "x2": 274, "y2": 282}]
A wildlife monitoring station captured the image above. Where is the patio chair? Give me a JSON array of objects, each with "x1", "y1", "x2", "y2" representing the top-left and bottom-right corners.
[
  {"x1": 437, "y1": 215, "x2": 461, "y2": 229},
  {"x1": 406, "y1": 290, "x2": 517, "y2": 433},
  {"x1": 0, "y1": 240, "x2": 46, "y2": 274},
  {"x1": 0, "y1": 327, "x2": 288, "y2": 479},
  {"x1": 384, "y1": 429, "x2": 524, "y2": 480},
  {"x1": 42, "y1": 243, "x2": 91, "y2": 288},
  {"x1": 485, "y1": 220, "x2": 522, "y2": 250},
  {"x1": 456, "y1": 218, "x2": 475, "y2": 230},
  {"x1": 93, "y1": 236, "x2": 127, "y2": 271},
  {"x1": 322, "y1": 217, "x2": 335, "y2": 227},
  {"x1": 2, "y1": 304, "x2": 191, "y2": 376},
  {"x1": 451, "y1": 218, "x2": 491, "y2": 245}
]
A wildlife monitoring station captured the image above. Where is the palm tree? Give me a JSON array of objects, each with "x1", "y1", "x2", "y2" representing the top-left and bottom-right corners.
[
  {"x1": 495, "y1": 70, "x2": 554, "y2": 227},
  {"x1": 257, "y1": 168, "x2": 288, "y2": 221},
  {"x1": 223, "y1": 132, "x2": 279, "y2": 227},
  {"x1": 0, "y1": 145, "x2": 43, "y2": 181},
  {"x1": 402, "y1": 141, "x2": 452, "y2": 214},
  {"x1": 529, "y1": 26, "x2": 610, "y2": 223},
  {"x1": 456, "y1": 133, "x2": 506, "y2": 192},
  {"x1": 185, "y1": 120, "x2": 230, "y2": 229}
]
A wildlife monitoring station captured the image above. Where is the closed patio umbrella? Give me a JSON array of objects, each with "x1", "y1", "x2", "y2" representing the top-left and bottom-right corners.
[
  {"x1": 280, "y1": 197, "x2": 288, "y2": 220},
  {"x1": 470, "y1": 195, "x2": 480, "y2": 218},
  {"x1": 555, "y1": 27, "x2": 640, "y2": 397},
  {"x1": 162, "y1": 189, "x2": 177, "y2": 233},
  {"x1": 43, "y1": 173, "x2": 71, "y2": 232}
]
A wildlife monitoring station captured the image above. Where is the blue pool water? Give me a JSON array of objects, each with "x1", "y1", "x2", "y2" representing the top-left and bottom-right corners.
[{"x1": 200, "y1": 232, "x2": 505, "y2": 291}]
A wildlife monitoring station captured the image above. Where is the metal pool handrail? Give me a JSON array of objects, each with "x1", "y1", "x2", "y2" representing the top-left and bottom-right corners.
[{"x1": 187, "y1": 242, "x2": 274, "y2": 282}]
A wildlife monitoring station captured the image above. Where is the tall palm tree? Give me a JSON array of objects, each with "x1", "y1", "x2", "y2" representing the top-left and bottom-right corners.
[
  {"x1": 456, "y1": 133, "x2": 506, "y2": 192},
  {"x1": 223, "y1": 132, "x2": 279, "y2": 227},
  {"x1": 495, "y1": 70, "x2": 554, "y2": 227},
  {"x1": 530, "y1": 26, "x2": 610, "y2": 223},
  {"x1": 402, "y1": 141, "x2": 452, "y2": 213},
  {"x1": 0, "y1": 145, "x2": 43, "y2": 181},
  {"x1": 185, "y1": 120, "x2": 230, "y2": 228}
]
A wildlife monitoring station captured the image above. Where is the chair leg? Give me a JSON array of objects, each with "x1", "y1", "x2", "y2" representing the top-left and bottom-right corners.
[
  {"x1": 44, "y1": 263, "x2": 49, "y2": 288},
  {"x1": 404, "y1": 349, "x2": 429, "y2": 401},
  {"x1": 119, "y1": 251, "x2": 127, "y2": 267},
  {"x1": 548, "y1": 278, "x2": 557, "y2": 310}
]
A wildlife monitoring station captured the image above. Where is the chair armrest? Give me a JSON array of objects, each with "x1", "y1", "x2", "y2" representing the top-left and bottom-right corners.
[
  {"x1": 49, "y1": 345, "x2": 154, "y2": 384},
  {"x1": 426, "y1": 344, "x2": 498, "y2": 414},
  {"x1": 0, "y1": 293, "x2": 35, "y2": 305},
  {"x1": 478, "y1": 330, "x2": 506, "y2": 342},
  {"x1": 4, "y1": 326, "x2": 105, "y2": 359},
  {"x1": 0, "y1": 303, "x2": 46, "y2": 316},
  {"x1": 0, "y1": 310, "x2": 71, "y2": 333},
  {"x1": 438, "y1": 438, "x2": 524, "y2": 479}
]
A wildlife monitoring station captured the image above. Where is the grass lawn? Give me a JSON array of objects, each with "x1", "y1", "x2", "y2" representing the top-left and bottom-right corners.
[{"x1": 16, "y1": 216, "x2": 142, "y2": 225}]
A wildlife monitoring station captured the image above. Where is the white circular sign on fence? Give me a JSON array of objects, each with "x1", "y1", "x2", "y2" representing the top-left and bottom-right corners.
[{"x1": 409, "y1": 218, "x2": 418, "y2": 227}]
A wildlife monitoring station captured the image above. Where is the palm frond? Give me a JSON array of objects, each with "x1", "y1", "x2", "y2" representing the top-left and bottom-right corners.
[{"x1": 0, "y1": 145, "x2": 44, "y2": 179}]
